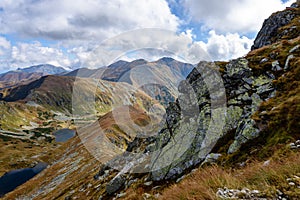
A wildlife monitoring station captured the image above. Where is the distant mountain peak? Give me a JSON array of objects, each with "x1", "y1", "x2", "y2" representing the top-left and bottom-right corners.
[
  {"x1": 158, "y1": 57, "x2": 175, "y2": 62},
  {"x1": 17, "y1": 64, "x2": 67, "y2": 75},
  {"x1": 0, "y1": 64, "x2": 68, "y2": 84},
  {"x1": 107, "y1": 60, "x2": 129, "y2": 68}
]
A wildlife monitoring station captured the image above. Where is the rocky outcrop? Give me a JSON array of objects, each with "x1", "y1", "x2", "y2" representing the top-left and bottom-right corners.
[
  {"x1": 106, "y1": 175, "x2": 126, "y2": 195},
  {"x1": 147, "y1": 58, "x2": 275, "y2": 181},
  {"x1": 98, "y1": 55, "x2": 278, "y2": 197},
  {"x1": 76, "y1": 3, "x2": 300, "y2": 197},
  {"x1": 251, "y1": 2, "x2": 299, "y2": 50}
]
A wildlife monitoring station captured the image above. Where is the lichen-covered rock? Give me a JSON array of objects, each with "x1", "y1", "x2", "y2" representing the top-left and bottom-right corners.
[
  {"x1": 105, "y1": 175, "x2": 126, "y2": 195},
  {"x1": 147, "y1": 58, "x2": 276, "y2": 181},
  {"x1": 272, "y1": 60, "x2": 282, "y2": 71},
  {"x1": 201, "y1": 153, "x2": 222, "y2": 166},
  {"x1": 228, "y1": 119, "x2": 260, "y2": 154}
]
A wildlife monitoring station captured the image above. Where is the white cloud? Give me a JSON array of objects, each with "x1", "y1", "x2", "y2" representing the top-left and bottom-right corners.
[
  {"x1": 6, "y1": 42, "x2": 72, "y2": 70},
  {"x1": 0, "y1": 36, "x2": 10, "y2": 50},
  {"x1": 0, "y1": 36, "x2": 11, "y2": 56},
  {"x1": 183, "y1": 0, "x2": 294, "y2": 33},
  {"x1": 0, "y1": 0, "x2": 183, "y2": 72},
  {"x1": 0, "y1": 0, "x2": 179, "y2": 41},
  {"x1": 198, "y1": 31, "x2": 253, "y2": 61},
  {"x1": 0, "y1": 0, "x2": 295, "y2": 72},
  {"x1": 68, "y1": 29, "x2": 210, "y2": 68}
]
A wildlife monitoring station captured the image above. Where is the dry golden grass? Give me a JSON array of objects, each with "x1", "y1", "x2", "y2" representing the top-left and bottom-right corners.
[
  {"x1": 117, "y1": 149, "x2": 300, "y2": 200},
  {"x1": 159, "y1": 150, "x2": 300, "y2": 200}
]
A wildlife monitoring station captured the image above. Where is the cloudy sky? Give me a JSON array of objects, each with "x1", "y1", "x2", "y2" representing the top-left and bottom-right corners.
[{"x1": 0, "y1": 0, "x2": 294, "y2": 73}]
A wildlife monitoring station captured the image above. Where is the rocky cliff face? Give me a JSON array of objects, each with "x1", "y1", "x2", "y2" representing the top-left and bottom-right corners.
[
  {"x1": 252, "y1": 2, "x2": 299, "y2": 50},
  {"x1": 148, "y1": 57, "x2": 275, "y2": 181}
]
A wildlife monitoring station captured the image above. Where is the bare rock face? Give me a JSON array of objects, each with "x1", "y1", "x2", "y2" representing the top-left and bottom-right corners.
[
  {"x1": 105, "y1": 175, "x2": 126, "y2": 195},
  {"x1": 251, "y1": 2, "x2": 298, "y2": 50},
  {"x1": 149, "y1": 58, "x2": 275, "y2": 181}
]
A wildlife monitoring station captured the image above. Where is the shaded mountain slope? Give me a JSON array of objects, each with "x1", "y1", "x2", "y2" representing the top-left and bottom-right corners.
[
  {"x1": 0, "y1": 72, "x2": 43, "y2": 85},
  {"x1": 0, "y1": 75, "x2": 153, "y2": 114},
  {"x1": 1, "y1": 76, "x2": 47, "y2": 102}
]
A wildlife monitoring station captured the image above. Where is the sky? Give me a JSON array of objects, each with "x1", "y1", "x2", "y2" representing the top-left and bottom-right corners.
[{"x1": 0, "y1": 0, "x2": 294, "y2": 73}]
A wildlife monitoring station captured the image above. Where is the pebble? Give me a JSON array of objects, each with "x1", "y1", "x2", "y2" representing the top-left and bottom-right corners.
[
  {"x1": 116, "y1": 193, "x2": 126, "y2": 198},
  {"x1": 284, "y1": 55, "x2": 294, "y2": 70},
  {"x1": 260, "y1": 58, "x2": 269, "y2": 63},
  {"x1": 289, "y1": 44, "x2": 300, "y2": 53},
  {"x1": 288, "y1": 182, "x2": 295, "y2": 186},
  {"x1": 127, "y1": 178, "x2": 138, "y2": 187},
  {"x1": 143, "y1": 193, "x2": 151, "y2": 199},
  {"x1": 289, "y1": 142, "x2": 300, "y2": 150},
  {"x1": 144, "y1": 181, "x2": 153, "y2": 186},
  {"x1": 152, "y1": 186, "x2": 161, "y2": 190},
  {"x1": 216, "y1": 187, "x2": 262, "y2": 199},
  {"x1": 263, "y1": 160, "x2": 270, "y2": 166},
  {"x1": 271, "y1": 60, "x2": 282, "y2": 71}
]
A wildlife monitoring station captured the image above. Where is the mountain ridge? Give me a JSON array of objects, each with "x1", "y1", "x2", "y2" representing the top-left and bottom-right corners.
[
  {"x1": 0, "y1": 64, "x2": 68, "y2": 88},
  {"x1": 2, "y1": 2, "x2": 300, "y2": 199}
]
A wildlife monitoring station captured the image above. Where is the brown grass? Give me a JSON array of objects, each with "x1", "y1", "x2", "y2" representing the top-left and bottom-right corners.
[
  {"x1": 117, "y1": 149, "x2": 300, "y2": 200},
  {"x1": 159, "y1": 151, "x2": 300, "y2": 200}
]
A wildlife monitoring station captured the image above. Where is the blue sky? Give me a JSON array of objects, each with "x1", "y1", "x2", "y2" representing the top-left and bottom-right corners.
[{"x1": 0, "y1": 0, "x2": 294, "y2": 73}]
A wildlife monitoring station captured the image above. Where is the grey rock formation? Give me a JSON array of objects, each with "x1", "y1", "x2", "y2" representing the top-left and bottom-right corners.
[
  {"x1": 251, "y1": 6, "x2": 297, "y2": 50},
  {"x1": 148, "y1": 58, "x2": 275, "y2": 181},
  {"x1": 106, "y1": 175, "x2": 126, "y2": 195}
]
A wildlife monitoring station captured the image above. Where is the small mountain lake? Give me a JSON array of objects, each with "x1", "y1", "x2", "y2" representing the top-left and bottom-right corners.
[
  {"x1": 53, "y1": 128, "x2": 76, "y2": 142},
  {"x1": 0, "y1": 162, "x2": 48, "y2": 197}
]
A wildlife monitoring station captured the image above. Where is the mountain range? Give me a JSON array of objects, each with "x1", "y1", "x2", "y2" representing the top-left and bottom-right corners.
[
  {"x1": 0, "y1": 64, "x2": 67, "y2": 84},
  {"x1": 0, "y1": 2, "x2": 299, "y2": 200}
]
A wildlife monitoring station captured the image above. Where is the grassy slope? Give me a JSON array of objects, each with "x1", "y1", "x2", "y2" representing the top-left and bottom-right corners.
[
  {"x1": 159, "y1": 150, "x2": 300, "y2": 200},
  {"x1": 0, "y1": 136, "x2": 66, "y2": 177},
  {"x1": 3, "y1": 105, "x2": 156, "y2": 200}
]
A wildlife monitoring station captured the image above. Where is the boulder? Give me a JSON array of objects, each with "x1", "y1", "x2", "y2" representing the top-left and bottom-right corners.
[{"x1": 105, "y1": 175, "x2": 126, "y2": 195}]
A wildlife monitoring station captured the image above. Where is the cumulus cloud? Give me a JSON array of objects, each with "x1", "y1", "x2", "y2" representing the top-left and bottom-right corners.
[
  {"x1": 0, "y1": 0, "x2": 179, "y2": 41},
  {"x1": 0, "y1": 36, "x2": 11, "y2": 56},
  {"x1": 4, "y1": 42, "x2": 72, "y2": 70},
  {"x1": 69, "y1": 29, "x2": 210, "y2": 68},
  {"x1": 0, "y1": 0, "x2": 294, "y2": 72},
  {"x1": 183, "y1": 0, "x2": 294, "y2": 33},
  {"x1": 0, "y1": 0, "x2": 183, "y2": 72},
  {"x1": 198, "y1": 31, "x2": 253, "y2": 61}
]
